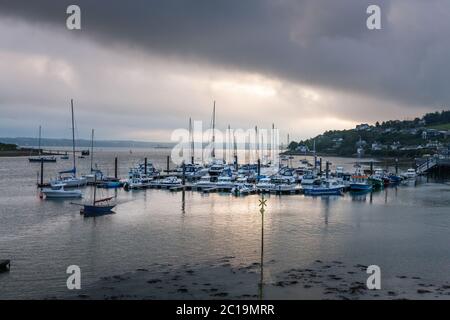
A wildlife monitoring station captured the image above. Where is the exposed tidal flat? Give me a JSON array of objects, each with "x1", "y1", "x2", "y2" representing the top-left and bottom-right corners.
[{"x1": 0, "y1": 148, "x2": 449, "y2": 299}]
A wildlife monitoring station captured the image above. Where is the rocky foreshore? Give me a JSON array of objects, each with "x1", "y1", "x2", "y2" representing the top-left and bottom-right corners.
[{"x1": 54, "y1": 258, "x2": 450, "y2": 300}]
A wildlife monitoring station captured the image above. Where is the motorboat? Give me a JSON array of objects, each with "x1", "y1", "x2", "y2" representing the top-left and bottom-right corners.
[
  {"x1": 208, "y1": 161, "x2": 225, "y2": 177},
  {"x1": 350, "y1": 175, "x2": 373, "y2": 191},
  {"x1": 349, "y1": 164, "x2": 373, "y2": 191},
  {"x1": 402, "y1": 168, "x2": 417, "y2": 179},
  {"x1": 194, "y1": 175, "x2": 216, "y2": 189},
  {"x1": 271, "y1": 175, "x2": 298, "y2": 193},
  {"x1": 256, "y1": 177, "x2": 275, "y2": 192},
  {"x1": 368, "y1": 168, "x2": 391, "y2": 187},
  {"x1": 216, "y1": 175, "x2": 234, "y2": 190},
  {"x1": 304, "y1": 179, "x2": 344, "y2": 196},
  {"x1": 41, "y1": 184, "x2": 82, "y2": 199},
  {"x1": 159, "y1": 176, "x2": 183, "y2": 187},
  {"x1": 231, "y1": 183, "x2": 257, "y2": 196},
  {"x1": 123, "y1": 171, "x2": 153, "y2": 190},
  {"x1": 300, "y1": 170, "x2": 319, "y2": 189}
]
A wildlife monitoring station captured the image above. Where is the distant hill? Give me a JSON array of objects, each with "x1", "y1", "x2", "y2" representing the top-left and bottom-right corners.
[
  {"x1": 287, "y1": 110, "x2": 450, "y2": 158},
  {"x1": 0, "y1": 137, "x2": 175, "y2": 149},
  {"x1": 0, "y1": 142, "x2": 18, "y2": 151}
]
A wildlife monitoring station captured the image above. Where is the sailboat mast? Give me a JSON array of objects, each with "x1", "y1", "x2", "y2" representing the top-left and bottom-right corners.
[
  {"x1": 228, "y1": 124, "x2": 231, "y2": 164},
  {"x1": 255, "y1": 125, "x2": 259, "y2": 161},
  {"x1": 90, "y1": 129, "x2": 94, "y2": 172},
  {"x1": 93, "y1": 174, "x2": 97, "y2": 206},
  {"x1": 212, "y1": 101, "x2": 216, "y2": 159},
  {"x1": 189, "y1": 118, "x2": 194, "y2": 164},
  {"x1": 71, "y1": 99, "x2": 76, "y2": 174},
  {"x1": 38, "y1": 125, "x2": 42, "y2": 156}
]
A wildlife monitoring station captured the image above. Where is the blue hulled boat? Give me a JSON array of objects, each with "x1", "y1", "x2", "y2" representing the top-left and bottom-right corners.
[
  {"x1": 81, "y1": 196, "x2": 116, "y2": 217},
  {"x1": 304, "y1": 180, "x2": 344, "y2": 196}
]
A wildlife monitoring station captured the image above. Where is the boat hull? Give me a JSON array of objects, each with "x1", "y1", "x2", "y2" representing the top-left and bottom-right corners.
[
  {"x1": 350, "y1": 183, "x2": 373, "y2": 191},
  {"x1": 42, "y1": 190, "x2": 82, "y2": 198},
  {"x1": 81, "y1": 205, "x2": 115, "y2": 216},
  {"x1": 98, "y1": 182, "x2": 121, "y2": 189},
  {"x1": 304, "y1": 187, "x2": 343, "y2": 196},
  {"x1": 29, "y1": 157, "x2": 57, "y2": 163},
  {"x1": 51, "y1": 178, "x2": 87, "y2": 188}
]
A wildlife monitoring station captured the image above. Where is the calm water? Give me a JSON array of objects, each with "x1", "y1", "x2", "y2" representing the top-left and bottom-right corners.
[{"x1": 0, "y1": 149, "x2": 449, "y2": 299}]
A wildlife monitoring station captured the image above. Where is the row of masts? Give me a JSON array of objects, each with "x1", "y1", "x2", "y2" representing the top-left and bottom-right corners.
[{"x1": 186, "y1": 101, "x2": 297, "y2": 165}]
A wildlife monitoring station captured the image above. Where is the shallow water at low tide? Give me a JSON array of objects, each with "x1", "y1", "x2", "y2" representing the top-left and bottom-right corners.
[{"x1": 0, "y1": 149, "x2": 449, "y2": 299}]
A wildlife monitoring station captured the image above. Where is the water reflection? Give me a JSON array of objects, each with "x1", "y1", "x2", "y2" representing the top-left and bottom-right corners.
[
  {"x1": 258, "y1": 195, "x2": 267, "y2": 300},
  {"x1": 2, "y1": 152, "x2": 450, "y2": 299},
  {"x1": 181, "y1": 189, "x2": 186, "y2": 215},
  {"x1": 349, "y1": 190, "x2": 372, "y2": 202}
]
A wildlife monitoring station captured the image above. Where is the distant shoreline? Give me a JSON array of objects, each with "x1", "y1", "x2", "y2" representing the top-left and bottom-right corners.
[
  {"x1": 0, "y1": 149, "x2": 59, "y2": 157},
  {"x1": 282, "y1": 150, "x2": 418, "y2": 161}
]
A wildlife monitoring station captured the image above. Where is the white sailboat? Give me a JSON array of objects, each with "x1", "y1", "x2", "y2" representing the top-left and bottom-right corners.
[
  {"x1": 82, "y1": 129, "x2": 104, "y2": 184},
  {"x1": 50, "y1": 99, "x2": 87, "y2": 188},
  {"x1": 28, "y1": 126, "x2": 56, "y2": 163}
]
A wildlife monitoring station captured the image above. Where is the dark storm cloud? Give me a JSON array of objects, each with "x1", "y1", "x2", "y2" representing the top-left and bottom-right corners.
[{"x1": 1, "y1": 0, "x2": 449, "y2": 112}]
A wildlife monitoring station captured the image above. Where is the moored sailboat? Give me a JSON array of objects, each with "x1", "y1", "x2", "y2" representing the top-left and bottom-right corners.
[
  {"x1": 50, "y1": 100, "x2": 87, "y2": 188},
  {"x1": 28, "y1": 126, "x2": 56, "y2": 163}
]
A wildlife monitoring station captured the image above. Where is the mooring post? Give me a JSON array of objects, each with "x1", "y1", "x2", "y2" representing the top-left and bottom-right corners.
[
  {"x1": 234, "y1": 155, "x2": 238, "y2": 170},
  {"x1": 325, "y1": 161, "x2": 329, "y2": 179},
  {"x1": 182, "y1": 161, "x2": 186, "y2": 185},
  {"x1": 40, "y1": 158, "x2": 44, "y2": 186},
  {"x1": 114, "y1": 157, "x2": 118, "y2": 179},
  {"x1": 319, "y1": 158, "x2": 323, "y2": 175},
  {"x1": 257, "y1": 158, "x2": 261, "y2": 180},
  {"x1": 370, "y1": 161, "x2": 373, "y2": 174},
  {"x1": 144, "y1": 157, "x2": 148, "y2": 175},
  {"x1": 166, "y1": 155, "x2": 170, "y2": 173},
  {"x1": 395, "y1": 158, "x2": 398, "y2": 174}
]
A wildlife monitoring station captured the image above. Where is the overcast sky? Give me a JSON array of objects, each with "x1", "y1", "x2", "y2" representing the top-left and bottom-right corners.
[{"x1": 0, "y1": 0, "x2": 449, "y2": 142}]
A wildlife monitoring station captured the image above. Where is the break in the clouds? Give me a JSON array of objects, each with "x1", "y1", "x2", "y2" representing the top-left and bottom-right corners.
[{"x1": 0, "y1": 0, "x2": 449, "y2": 141}]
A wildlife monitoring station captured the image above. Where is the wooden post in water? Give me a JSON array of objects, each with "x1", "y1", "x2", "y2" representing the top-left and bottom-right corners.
[
  {"x1": 319, "y1": 158, "x2": 323, "y2": 175},
  {"x1": 40, "y1": 158, "x2": 44, "y2": 186},
  {"x1": 257, "y1": 158, "x2": 261, "y2": 180},
  {"x1": 395, "y1": 158, "x2": 398, "y2": 174},
  {"x1": 114, "y1": 157, "x2": 118, "y2": 179},
  {"x1": 182, "y1": 161, "x2": 186, "y2": 185},
  {"x1": 166, "y1": 155, "x2": 170, "y2": 173},
  {"x1": 325, "y1": 161, "x2": 329, "y2": 179},
  {"x1": 370, "y1": 161, "x2": 373, "y2": 174},
  {"x1": 144, "y1": 157, "x2": 148, "y2": 175}
]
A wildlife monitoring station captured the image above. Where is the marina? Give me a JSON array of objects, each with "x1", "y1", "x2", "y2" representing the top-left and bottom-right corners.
[
  {"x1": 2, "y1": 100, "x2": 449, "y2": 300},
  {"x1": 1, "y1": 147, "x2": 449, "y2": 299},
  {"x1": 1, "y1": 1, "x2": 450, "y2": 304}
]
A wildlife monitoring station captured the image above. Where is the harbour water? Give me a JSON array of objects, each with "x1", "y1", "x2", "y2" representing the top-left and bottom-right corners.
[{"x1": 0, "y1": 148, "x2": 449, "y2": 299}]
